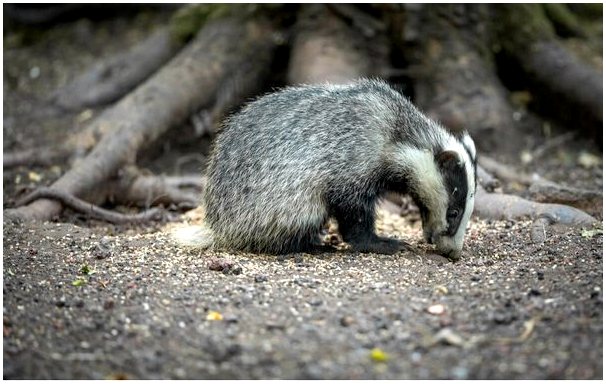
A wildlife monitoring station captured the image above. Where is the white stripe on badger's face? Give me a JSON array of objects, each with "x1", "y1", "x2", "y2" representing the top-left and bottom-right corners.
[
  {"x1": 389, "y1": 132, "x2": 476, "y2": 259},
  {"x1": 390, "y1": 144, "x2": 449, "y2": 235},
  {"x1": 461, "y1": 133, "x2": 476, "y2": 162},
  {"x1": 435, "y1": 133, "x2": 476, "y2": 259}
]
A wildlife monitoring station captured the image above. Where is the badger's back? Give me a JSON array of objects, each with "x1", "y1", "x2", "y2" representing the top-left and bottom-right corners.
[{"x1": 204, "y1": 80, "x2": 418, "y2": 253}]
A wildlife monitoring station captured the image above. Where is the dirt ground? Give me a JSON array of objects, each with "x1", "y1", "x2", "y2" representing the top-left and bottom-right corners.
[{"x1": 3, "y1": 8, "x2": 604, "y2": 380}]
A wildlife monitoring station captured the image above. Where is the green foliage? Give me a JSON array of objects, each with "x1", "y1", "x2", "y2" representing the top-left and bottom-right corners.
[
  {"x1": 71, "y1": 278, "x2": 87, "y2": 287},
  {"x1": 80, "y1": 264, "x2": 95, "y2": 276}
]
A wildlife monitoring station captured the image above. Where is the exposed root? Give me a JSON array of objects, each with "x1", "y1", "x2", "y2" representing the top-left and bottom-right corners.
[
  {"x1": 494, "y1": 4, "x2": 602, "y2": 143},
  {"x1": 52, "y1": 26, "x2": 184, "y2": 110},
  {"x1": 478, "y1": 156, "x2": 545, "y2": 186},
  {"x1": 107, "y1": 169, "x2": 199, "y2": 209},
  {"x1": 479, "y1": 156, "x2": 602, "y2": 213},
  {"x1": 4, "y1": 146, "x2": 71, "y2": 168},
  {"x1": 474, "y1": 185, "x2": 597, "y2": 231},
  {"x1": 15, "y1": 187, "x2": 165, "y2": 224},
  {"x1": 477, "y1": 165, "x2": 501, "y2": 192},
  {"x1": 287, "y1": 4, "x2": 388, "y2": 85},
  {"x1": 6, "y1": 16, "x2": 277, "y2": 223},
  {"x1": 526, "y1": 132, "x2": 577, "y2": 164},
  {"x1": 528, "y1": 181, "x2": 602, "y2": 212},
  {"x1": 164, "y1": 175, "x2": 205, "y2": 190},
  {"x1": 398, "y1": 4, "x2": 518, "y2": 152}
]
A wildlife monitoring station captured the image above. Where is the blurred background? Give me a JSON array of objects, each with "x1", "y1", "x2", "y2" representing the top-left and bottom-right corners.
[{"x1": 3, "y1": 3, "x2": 603, "y2": 215}]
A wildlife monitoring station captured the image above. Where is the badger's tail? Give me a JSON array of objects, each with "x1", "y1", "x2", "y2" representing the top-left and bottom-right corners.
[{"x1": 170, "y1": 223, "x2": 215, "y2": 249}]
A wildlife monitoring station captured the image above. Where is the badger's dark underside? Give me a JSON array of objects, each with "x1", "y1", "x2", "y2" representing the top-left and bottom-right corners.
[{"x1": 227, "y1": 185, "x2": 414, "y2": 256}]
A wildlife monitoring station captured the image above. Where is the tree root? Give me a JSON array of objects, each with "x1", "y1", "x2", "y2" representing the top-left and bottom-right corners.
[
  {"x1": 287, "y1": 4, "x2": 388, "y2": 85},
  {"x1": 478, "y1": 156, "x2": 545, "y2": 186},
  {"x1": 476, "y1": 165, "x2": 501, "y2": 192},
  {"x1": 164, "y1": 175, "x2": 204, "y2": 190},
  {"x1": 474, "y1": 185, "x2": 597, "y2": 243},
  {"x1": 52, "y1": 26, "x2": 184, "y2": 111},
  {"x1": 5, "y1": 16, "x2": 277, "y2": 223},
  {"x1": 4, "y1": 146, "x2": 72, "y2": 168},
  {"x1": 15, "y1": 187, "x2": 165, "y2": 224},
  {"x1": 494, "y1": 4, "x2": 602, "y2": 143},
  {"x1": 525, "y1": 131, "x2": 577, "y2": 164},
  {"x1": 523, "y1": 41, "x2": 602, "y2": 140},
  {"x1": 528, "y1": 181, "x2": 602, "y2": 212},
  {"x1": 397, "y1": 4, "x2": 518, "y2": 153},
  {"x1": 478, "y1": 156, "x2": 602, "y2": 212},
  {"x1": 107, "y1": 168, "x2": 199, "y2": 209}
]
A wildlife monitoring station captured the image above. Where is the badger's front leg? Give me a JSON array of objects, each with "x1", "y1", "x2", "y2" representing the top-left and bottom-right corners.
[{"x1": 331, "y1": 203, "x2": 409, "y2": 255}]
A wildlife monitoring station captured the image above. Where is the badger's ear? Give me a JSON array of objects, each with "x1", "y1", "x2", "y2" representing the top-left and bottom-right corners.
[{"x1": 435, "y1": 150, "x2": 461, "y2": 170}]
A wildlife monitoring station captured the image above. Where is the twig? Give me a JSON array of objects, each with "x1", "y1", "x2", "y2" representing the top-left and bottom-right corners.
[
  {"x1": 530, "y1": 213, "x2": 556, "y2": 243},
  {"x1": 495, "y1": 317, "x2": 539, "y2": 344}
]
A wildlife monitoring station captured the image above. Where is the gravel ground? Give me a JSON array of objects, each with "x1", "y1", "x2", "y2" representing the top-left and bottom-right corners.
[
  {"x1": 2, "y1": 211, "x2": 603, "y2": 379},
  {"x1": 3, "y1": 7, "x2": 603, "y2": 380}
]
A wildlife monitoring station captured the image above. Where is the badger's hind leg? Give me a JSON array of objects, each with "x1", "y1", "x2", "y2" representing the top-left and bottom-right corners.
[
  {"x1": 329, "y1": 197, "x2": 409, "y2": 255},
  {"x1": 256, "y1": 218, "x2": 329, "y2": 255}
]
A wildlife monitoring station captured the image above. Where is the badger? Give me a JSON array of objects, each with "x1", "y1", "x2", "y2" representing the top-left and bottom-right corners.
[{"x1": 186, "y1": 79, "x2": 477, "y2": 259}]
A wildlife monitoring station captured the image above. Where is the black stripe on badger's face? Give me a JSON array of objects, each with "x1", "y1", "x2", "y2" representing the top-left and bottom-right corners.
[{"x1": 435, "y1": 150, "x2": 469, "y2": 236}]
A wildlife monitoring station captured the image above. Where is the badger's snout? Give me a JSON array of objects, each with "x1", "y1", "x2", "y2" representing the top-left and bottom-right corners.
[
  {"x1": 435, "y1": 236, "x2": 463, "y2": 261},
  {"x1": 439, "y1": 247, "x2": 461, "y2": 260},
  {"x1": 423, "y1": 229, "x2": 438, "y2": 245}
]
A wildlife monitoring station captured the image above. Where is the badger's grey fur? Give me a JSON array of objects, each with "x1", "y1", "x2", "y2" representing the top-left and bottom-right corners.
[{"x1": 200, "y1": 79, "x2": 477, "y2": 259}]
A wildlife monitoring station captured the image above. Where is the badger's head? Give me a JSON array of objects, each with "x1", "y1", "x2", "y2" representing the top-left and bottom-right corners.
[
  {"x1": 392, "y1": 132, "x2": 477, "y2": 260},
  {"x1": 423, "y1": 133, "x2": 476, "y2": 259}
]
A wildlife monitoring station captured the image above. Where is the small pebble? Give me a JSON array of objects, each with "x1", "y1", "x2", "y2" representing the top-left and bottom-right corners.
[
  {"x1": 55, "y1": 297, "x2": 67, "y2": 308},
  {"x1": 254, "y1": 275, "x2": 268, "y2": 283},
  {"x1": 427, "y1": 304, "x2": 445, "y2": 315},
  {"x1": 29, "y1": 66, "x2": 40, "y2": 79},
  {"x1": 340, "y1": 316, "x2": 355, "y2": 327},
  {"x1": 308, "y1": 298, "x2": 323, "y2": 307},
  {"x1": 266, "y1": 322, "x2": 286, "y2": 331}
]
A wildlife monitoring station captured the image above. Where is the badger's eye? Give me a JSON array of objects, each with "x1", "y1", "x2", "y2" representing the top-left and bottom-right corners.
[{"x1": 447, "y1": 209, "x2": 459, "y2": 220}]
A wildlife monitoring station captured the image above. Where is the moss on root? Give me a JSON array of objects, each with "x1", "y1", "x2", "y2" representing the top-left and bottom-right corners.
[
  {"x1": 493, "y1": 4, "x2": 555, "y2": 53},
  {"x1": 169, "y1": 4, "x2": 288, "y2": 43}
]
